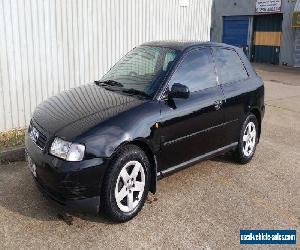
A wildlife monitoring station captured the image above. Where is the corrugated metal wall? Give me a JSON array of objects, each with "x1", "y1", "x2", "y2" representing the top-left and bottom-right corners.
[
  {"x1": 294, "y1": 0, "x2": 300, "y2": 67},
  {"x1": 279, "y1": 0, "x2": 296, "y2": 66},
  {"x1": 0, "y1": 0, "x2": 212, "y2": 132},
  {"x1": 295, "y1": 29, "x2": 300, "y2": 67}
]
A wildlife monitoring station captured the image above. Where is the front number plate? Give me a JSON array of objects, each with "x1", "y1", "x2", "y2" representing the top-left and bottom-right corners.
[{"x1": 27, "y1": 156, "x2": 37, "y2": 178}]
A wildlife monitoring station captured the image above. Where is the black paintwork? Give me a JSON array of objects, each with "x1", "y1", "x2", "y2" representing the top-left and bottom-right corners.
[{"x1": 25, "y1": 41, "x2": 265, "y2": 214}]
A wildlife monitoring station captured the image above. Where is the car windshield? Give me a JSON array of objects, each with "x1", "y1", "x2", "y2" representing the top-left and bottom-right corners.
[{"x1": 99, "y1": 46, "x2": 178, "y2": 98}]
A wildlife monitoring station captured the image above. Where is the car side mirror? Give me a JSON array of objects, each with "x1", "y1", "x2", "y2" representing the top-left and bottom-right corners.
[{"x1": 169, "y1": 83, "x2": 190, "y2": 99}]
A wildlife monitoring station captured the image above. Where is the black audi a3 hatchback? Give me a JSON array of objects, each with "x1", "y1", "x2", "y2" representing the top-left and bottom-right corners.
[{"x1": 26, "y1": 41, "x2": 264, "y2": 222}]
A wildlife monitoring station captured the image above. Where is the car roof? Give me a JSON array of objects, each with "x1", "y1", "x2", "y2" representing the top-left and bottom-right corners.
[{"x1": 141, "y1": 40, "x2": 238, "y2": 51}]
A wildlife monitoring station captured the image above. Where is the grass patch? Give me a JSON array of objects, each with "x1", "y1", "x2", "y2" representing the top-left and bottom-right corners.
[{"x1": 0, "y1": 128, "x2": 26, "y2": 150}]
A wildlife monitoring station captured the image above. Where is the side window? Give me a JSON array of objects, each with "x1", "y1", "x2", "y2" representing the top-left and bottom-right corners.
[
  {"x1": 169, "y1": 48, "x2": 217, "y2": 92},
  {"x1": 214, "y1": 48, "x2": 248, "y2": 84}
]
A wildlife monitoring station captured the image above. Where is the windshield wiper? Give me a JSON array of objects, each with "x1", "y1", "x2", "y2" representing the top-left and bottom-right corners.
[
  {"x1": 94, "y1": 80, "x2": 123, "y2": 87},
  {"x1": 121, "y1": 88, "x2": 150, "y2": 98},
  {"x1": 95, "y1": 81, "x2": 150, "y2": 98}
]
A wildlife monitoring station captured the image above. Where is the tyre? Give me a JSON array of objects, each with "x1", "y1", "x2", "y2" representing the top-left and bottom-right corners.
[
  {"x1": 101, "y1": 145, "x2": 150, "y2": 222},
  {"x1": 234, "y1": 113, "x2": 259, "y2": 164}
]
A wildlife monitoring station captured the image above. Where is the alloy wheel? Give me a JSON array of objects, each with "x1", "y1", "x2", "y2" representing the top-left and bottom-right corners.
[
  {"x1": 114, "y1": 160, "x2": 145, "y2": 213},
  {"x1": 242, "y1": 121, "x2": 256, "y2": 157}
]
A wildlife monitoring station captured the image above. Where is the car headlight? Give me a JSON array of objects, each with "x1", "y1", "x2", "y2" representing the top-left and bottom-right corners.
[{"x1": 50, "y1": 137, "x2": 85, "y2": 161}]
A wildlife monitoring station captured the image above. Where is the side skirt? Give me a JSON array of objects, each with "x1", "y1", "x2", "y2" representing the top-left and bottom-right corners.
[{"x1": 157, "y1": 142, "x2": 238, "y2": 178}]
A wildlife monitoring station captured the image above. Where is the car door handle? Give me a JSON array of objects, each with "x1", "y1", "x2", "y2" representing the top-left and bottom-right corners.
[{"x1": 214, "y1": 100, "x2": 222, "y2": 110}]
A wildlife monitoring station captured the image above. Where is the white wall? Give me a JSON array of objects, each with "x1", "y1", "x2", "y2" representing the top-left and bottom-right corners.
[{"x1": 0, "y1": 0, "x2": 212, "y2": 132}]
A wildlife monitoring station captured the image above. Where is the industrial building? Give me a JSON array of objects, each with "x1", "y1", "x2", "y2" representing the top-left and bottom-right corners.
[{"x1": 211, "y1": 0, "x2": 300, "y2": 67}]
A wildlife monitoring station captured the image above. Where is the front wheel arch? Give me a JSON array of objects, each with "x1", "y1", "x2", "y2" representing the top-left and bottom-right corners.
[
  {"x1": 100, "y1": 144, "x2": 151, "y2": 221},
  {"x1": 108, "y1": 140, "x2": 157, "y2": 194}
]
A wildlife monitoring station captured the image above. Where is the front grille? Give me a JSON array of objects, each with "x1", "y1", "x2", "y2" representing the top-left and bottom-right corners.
[
  {"x1": 28, "y1": 121, "x2": 48, "y2": 150},
  {"x1": 36, "y1": 131, "x2": 47, "y2": 149}
]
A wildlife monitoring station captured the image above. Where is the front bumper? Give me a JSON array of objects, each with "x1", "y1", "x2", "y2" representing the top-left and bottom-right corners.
[{"x1": 25, "y1": 133, "x2": 108, "y2": 214}]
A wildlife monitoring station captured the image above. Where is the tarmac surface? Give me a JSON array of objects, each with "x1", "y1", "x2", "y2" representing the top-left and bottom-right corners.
[{"x1": 0, "y1": 63, "x2": 299, "y2": 249}]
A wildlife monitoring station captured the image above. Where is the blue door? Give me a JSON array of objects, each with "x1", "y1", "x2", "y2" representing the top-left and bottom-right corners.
[{"x1": 222, "y1": 16, "x2": 249, "y2": 54}]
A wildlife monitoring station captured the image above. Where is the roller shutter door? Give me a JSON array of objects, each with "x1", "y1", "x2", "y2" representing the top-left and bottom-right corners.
[
  {"x1": 252, "y1": 14, "x2": 283, "y2": 65},
  {"x1": 222, "y1": 16, "x2": 249, "y2": 53}
]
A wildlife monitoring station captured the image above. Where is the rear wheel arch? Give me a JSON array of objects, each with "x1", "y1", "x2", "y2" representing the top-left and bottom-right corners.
[
  {"x1": 249, "y1": 108, "x2": 261, "y2": 141},
  {"x1": 234, "y1": 113, "x2": 259, "y2": 164}
]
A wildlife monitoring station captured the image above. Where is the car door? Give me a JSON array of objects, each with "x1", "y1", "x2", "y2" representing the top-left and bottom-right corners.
[
  {"x1": 213, "y1": 47, "x2": 251, "y2": 145},
  {"x1": 157, "y1": 48, "x2": 226, "y2": 171}
]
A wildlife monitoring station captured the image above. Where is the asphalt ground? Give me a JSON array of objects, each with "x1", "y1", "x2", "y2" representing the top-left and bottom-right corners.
[{"x1": 0, "y1": 64, "x2": 299, "y2": 249}]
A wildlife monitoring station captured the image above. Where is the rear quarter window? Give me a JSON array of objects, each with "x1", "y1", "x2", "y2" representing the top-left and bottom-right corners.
[{"x1": 214, "y1": 48, "x2": 248, "y2": 84}]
